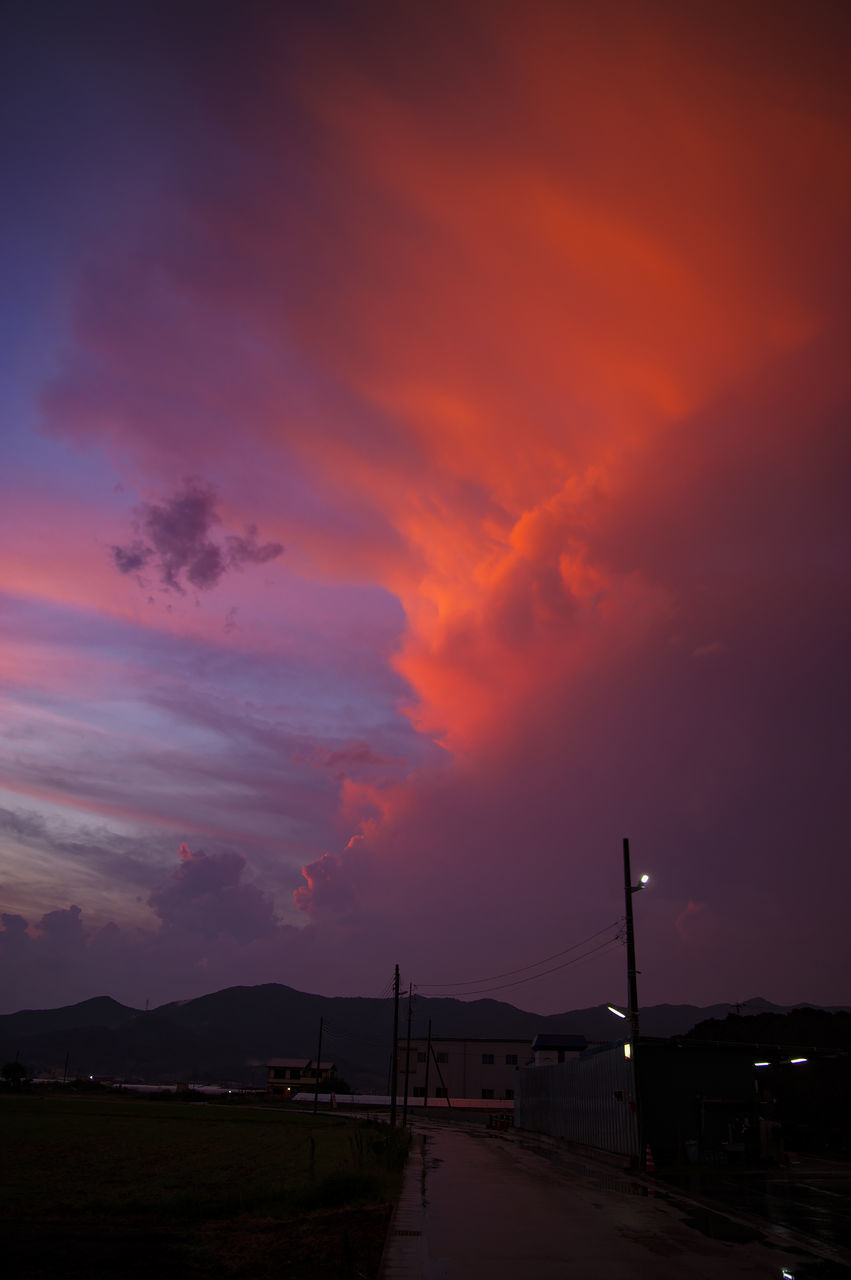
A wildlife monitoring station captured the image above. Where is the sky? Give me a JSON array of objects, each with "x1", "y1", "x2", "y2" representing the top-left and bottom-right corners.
[{"x1": 1, "y1": 0, "x2": 849, "y2": 1017}]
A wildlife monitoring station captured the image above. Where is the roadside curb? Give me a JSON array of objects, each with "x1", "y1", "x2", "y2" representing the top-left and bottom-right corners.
[{"x1": 377, "y1": 1132, "x2": 427, "y2": 1280}]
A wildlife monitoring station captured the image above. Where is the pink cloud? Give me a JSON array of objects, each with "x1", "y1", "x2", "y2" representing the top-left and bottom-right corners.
[{"x1": 2, "y1": 1, "x2": 850, "y2": 1015}]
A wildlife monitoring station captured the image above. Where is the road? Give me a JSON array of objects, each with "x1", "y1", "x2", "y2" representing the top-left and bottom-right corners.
[
  {"x1": 661, "y1": 1162, "x2": 851, "y2": 1260},
  {"x1": 380, "y1": 1120, "x2": 851, "y2": 1279}
]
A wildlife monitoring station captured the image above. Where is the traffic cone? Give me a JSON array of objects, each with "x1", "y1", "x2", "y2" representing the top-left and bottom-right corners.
[{"x1": 645, "y1": 1144, "x2": 655, "y2": 1175}]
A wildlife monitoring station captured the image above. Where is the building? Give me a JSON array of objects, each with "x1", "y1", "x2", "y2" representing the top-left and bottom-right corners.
[
  {"x1": 266, "y1": 1058, "x2": 336, "y2": 1096},
  {"x1": 531, "y1": 1033, "x2": 588, "y2": 1066},
  {"x1": 397, "y1": 1038, "x2": 533, "y2": 1101}
]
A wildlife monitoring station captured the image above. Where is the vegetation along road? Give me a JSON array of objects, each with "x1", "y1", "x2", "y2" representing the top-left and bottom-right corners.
[{"x1": 0, "y1": 1094, "x2": 408, "y2": 1279}]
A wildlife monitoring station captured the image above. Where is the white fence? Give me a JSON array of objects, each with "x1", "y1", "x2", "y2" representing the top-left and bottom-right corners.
[{"x1": 515, "y1": 1042, "x2": 639, "y2": 1158}]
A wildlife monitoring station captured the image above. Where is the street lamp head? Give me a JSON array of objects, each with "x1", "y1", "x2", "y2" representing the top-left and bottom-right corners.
[
  {"x1": 639, "y1": 873, "x2": 650, "y2": 886},
  {"x1": 607, "y1": 1004, "x2": 628, "y2": 1019}
]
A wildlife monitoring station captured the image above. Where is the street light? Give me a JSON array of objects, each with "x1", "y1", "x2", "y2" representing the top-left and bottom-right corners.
[{"x1": 607, "y1": 1005, "x2": 628, "y2": 1019}]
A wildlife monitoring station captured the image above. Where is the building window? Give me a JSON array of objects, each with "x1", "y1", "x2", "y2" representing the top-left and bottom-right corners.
[
  {"x1": 413, "y1": 1086, "x2": 426, "y2": 1097},
  {"x1": 504, "y1": 1089, "x2": 514, "y2": 1100},
  {"x1": 505, "y1": 1054, "x2": 517, "y2": 1065},
  {"x1": 481, "y1": 1053, "x2": 494, "y2": 1065},
  {"x1": 435, "y1": 1086, "x2": 448, "y2": 1098},
  {"x1": 436, "y1": 1052, "x2": 448, "y2": 1064},
  {"x1": 481, "y1": 1088, "x2": 494, "y2": 1099},
  {"x1": 417, "y1": 1052, "x2": 427, "y2": 1063}
]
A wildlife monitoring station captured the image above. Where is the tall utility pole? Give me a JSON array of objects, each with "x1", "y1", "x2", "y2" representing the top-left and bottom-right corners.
[
  {"x1": 402, "y1": 983, "x2": 413, "y2": 1128},
  {"x1": 623, "y1": 837, "x2": 640, "y2": 1037},
  {"x1": 390, "y1": 964, "x2": 400, "y2": 1128},
  {"x1": 313, "y1": 1016, "x2": 324, "y2": 1114},
  {"x1": 623, "y1": 836, "x2": 650, "y2": 1170}
]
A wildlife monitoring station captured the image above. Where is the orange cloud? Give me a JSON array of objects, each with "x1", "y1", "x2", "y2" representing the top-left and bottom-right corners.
[{"x1": 246, "y1": 3, "x2": 848, "y2": 762}]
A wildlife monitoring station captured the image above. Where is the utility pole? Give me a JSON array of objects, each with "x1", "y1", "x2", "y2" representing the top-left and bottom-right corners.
[
  {"x1": 623, "y1": 836, "x2": 649, "y2": 1170},
  {"x1": 623, "y1": 837, "x2": 640, "y2": 1037},
  {"x1": 313, "y1": 1016, "x2": 324, "y2": 1115},
  {"x1": 390, "y1": 964, "x2": 400, "y2": 1128},
  {"x1": 423, "y1": 1018, "x2": 432, "y2": 1115},
  {"x1": 402, "y1": 984, "x2": 413, "y2": 1127}
]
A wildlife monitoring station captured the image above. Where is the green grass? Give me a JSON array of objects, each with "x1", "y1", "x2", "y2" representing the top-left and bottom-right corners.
[{"x1": 0, "y1": 1095, "x2": 408, "y2": 1278}]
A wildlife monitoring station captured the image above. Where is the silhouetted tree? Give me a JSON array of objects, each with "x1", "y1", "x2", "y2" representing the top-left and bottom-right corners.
[{"x1": 1, "y1": 1061, "x2": 29, "y2": 1089}]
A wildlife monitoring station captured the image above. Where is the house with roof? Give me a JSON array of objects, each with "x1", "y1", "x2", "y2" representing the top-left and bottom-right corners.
[{"x1": 266, "y1": 1058, "x2": 337, "y2": 1096}]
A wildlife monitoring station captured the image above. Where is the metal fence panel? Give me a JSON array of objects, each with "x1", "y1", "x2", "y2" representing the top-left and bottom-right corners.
[{"x1": 515, "y1": 1044, "x2": 639, "y2": 1158}]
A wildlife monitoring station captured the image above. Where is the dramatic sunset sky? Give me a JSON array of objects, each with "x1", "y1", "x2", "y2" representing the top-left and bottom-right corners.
[{"x1": 2, "y1": 0, "x2": 849, "y2": 1015}]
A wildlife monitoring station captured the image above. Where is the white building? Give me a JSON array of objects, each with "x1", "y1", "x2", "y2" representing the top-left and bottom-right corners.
[{"x1": 397, "y1": 1037, "x2": 533, "y2": 1101}]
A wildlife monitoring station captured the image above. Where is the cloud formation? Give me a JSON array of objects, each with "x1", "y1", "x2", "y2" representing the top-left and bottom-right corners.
[
  {"x1": 149, "y1": 843, "x2": 279, "y2": 943},
  {"x1": 0, "y1": 844, "x2": 307, "y2": 1012},
  {"x1": 293, "y1": 852, "x2": 358, "y2": 917},
  {"x1": 112, "y1": 479, "x2": 282, "y2": 593},
  {"x1": 2, "y1": 0, "x2": 850, "y2": 1014}
]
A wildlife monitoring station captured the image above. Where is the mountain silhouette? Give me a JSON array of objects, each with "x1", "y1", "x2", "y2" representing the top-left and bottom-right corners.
[{"x1": 1, "y1": 985, "x2": 845, "y2": 1089}]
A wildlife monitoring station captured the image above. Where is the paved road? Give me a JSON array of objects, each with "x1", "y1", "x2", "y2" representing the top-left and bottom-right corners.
[
  {"x1": 381, "y1": 1121, "x2": 851, "y2": 1279},
  {"x1": 661, "y1": 1163, "x2": 851, "y2": 1259}
]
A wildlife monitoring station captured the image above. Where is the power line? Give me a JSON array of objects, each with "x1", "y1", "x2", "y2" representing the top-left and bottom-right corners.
[
  {"x1": 416, "y1": 920, "x2": 623, "y2": 990},
  {"x1": 419, "y1": 932, "x2": 623, "y2": 999}
]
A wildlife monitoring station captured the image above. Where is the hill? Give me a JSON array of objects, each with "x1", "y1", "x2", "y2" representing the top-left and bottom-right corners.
[{"x1": 0, "y1": 986, "x2": 846, "y2": 1089}]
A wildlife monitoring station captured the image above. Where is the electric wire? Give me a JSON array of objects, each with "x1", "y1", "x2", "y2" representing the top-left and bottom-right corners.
[
  {"x1": 419, "y1": 932, "x2": 624, "y2": 999},
  {"x1": 416, "y1": 919, "x2": 623, "y2": 990}
]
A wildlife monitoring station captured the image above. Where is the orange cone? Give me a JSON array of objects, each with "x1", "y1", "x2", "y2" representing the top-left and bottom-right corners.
[{"x1": 645, "y1": 1144, "x2": 655, "y2": 1175}]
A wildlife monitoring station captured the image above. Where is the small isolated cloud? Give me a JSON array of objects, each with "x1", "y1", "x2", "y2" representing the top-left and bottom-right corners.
[
  {"x1": 111, "y1": 478, "x2": 282, "y2": 593},
  {"x1": 293, "y1": 852, "x2": 357, "y2": 916}
]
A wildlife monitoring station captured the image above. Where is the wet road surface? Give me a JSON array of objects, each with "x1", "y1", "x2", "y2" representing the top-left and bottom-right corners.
[
  {"x1": 660, "y1": 1163, "x2": 851, "y2": 1259},
  {"x1": 380, "y1": 1121, "x2": 851, "y2": 1279}
]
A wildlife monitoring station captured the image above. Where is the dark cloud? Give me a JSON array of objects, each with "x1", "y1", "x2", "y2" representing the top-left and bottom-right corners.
[
  {"x1": 149, "y1": 843, "x2": 280, "y2": 943},
  {"x1": 112, "y1": 479, "x2": 282, "y2": 593},
  {"x1": 226, "y1": 525, "x2": 285, "y2": 567},
  {"x1": 0, "y1": 807, "x2": 49, "y2": 841},
  {"x1": 112, "y1": 542, "x2": 153, "y2": 575},
  {"x1": 0, "y1": 845, "x2": 310, "y2": 1011},
  {"x1": 38, "y1": 904, "x2": 85, "y2": 948}
]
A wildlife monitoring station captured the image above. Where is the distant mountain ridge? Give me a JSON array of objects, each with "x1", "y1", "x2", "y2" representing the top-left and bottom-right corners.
[{"x1": 0, "y1": 986, "x2": 846, "y2": 1089}]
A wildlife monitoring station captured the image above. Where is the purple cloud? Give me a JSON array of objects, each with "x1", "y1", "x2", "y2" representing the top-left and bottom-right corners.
[
  {"x1": 149, "y1": 843, "x2": 280, "y2": 943},
  {"x1": 293, "y1": 852, "x2": 358, "y2": 916},
  {"x1": 111, "y1": 479, "x2": 282, "y2": 593}
]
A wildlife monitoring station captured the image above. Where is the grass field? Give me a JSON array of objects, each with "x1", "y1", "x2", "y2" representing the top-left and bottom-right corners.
[{"x1": 0, "y1": 1094, "x2": 408, "y2": 1278}]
